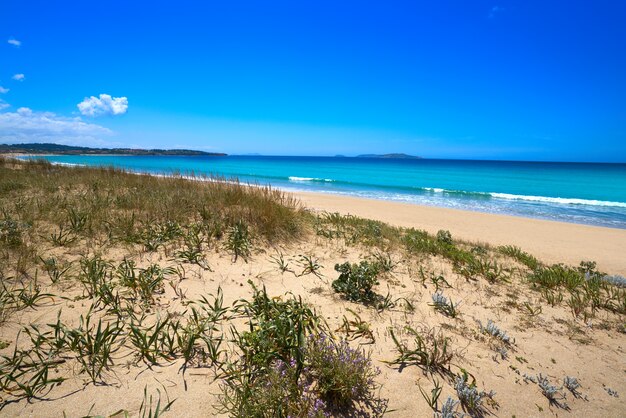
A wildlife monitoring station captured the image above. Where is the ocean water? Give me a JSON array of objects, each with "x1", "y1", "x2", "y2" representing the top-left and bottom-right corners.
[{"x1": 25, "y1": 155, "x2": 626, "y2": 229}]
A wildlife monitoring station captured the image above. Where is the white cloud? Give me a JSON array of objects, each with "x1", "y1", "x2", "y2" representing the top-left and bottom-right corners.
[
  {"x1": 0, "y1": 100, "x2": 9, "y2": 110},
  {"x1": 77, "y1": 94, "x2": 128, "y2": 117},
  {"x1": 7, "y1": 38, "x2": 21, "y2": 47},
  {"x1": 0, "y1": 108, "x2": 115, "y2": 146},
  {"x1": 12, "y1": 74, "x2": 25, "y2": 81},
  {"x1": 0, "y1": 86, "x2": 9, "y2": 94}
]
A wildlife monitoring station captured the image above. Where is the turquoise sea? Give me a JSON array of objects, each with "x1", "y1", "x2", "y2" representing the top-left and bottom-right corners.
[{"x1": 26, "y1": 155, "x2": 626, "y2": 229}]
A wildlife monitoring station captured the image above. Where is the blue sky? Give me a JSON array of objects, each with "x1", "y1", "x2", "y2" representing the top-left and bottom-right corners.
[{"x1": 1, "y1": 1, "x2": 625, "y2": 162}]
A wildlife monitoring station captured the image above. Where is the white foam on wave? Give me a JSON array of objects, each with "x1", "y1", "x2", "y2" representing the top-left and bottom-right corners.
[
  {"x1": 288, "y1": 176, "x2": 334, "y2": 182},
  {"x1": 489, "y1": 192, "x2": 626, "y2": 208},
  {"x1": 50, "y1": 161, "x2": 86, "y2": 167},
  {"x1": 422, "y1": 184, "x2": 626, "y2": 208}
]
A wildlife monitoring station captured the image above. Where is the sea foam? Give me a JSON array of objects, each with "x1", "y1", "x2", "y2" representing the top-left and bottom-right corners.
[{"x1": 288, "y1": 176, "x2": 334, "y2": 182}]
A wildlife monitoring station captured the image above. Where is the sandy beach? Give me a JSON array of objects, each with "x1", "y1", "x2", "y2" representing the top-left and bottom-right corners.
[{"x1": 295, "y1": 191, "x2": 626, "y2": 276}]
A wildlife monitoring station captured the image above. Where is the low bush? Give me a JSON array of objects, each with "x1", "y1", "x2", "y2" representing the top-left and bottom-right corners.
[
  {"x1": 436, "y1": 230, "x2": 453, "y2": 246},
  {"x1": 219, "y1": 284, "x2": 385, "y2": 417},
  {"x1": 332, "y1": 261, "x2": 380, "y2": 305}
]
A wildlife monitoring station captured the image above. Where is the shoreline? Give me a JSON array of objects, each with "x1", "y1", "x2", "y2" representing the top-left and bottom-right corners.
[
  {"x1": 4, "y1": 155, "x2": 625, "y2": 274},
  {"x1": 8, "y1": 154, "x2": 626, "y2": 228},
  {"x1": 293, "y1": 190, "x2": 626, "y2": 275}
]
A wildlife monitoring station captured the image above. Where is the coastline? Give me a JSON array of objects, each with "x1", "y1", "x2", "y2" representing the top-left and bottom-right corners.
[
  {"x1": 293, "y1": 190, "x2": 626, "y2": 275},
  {"x1": 4, "y1": 154, "x2": 625, "y2": 274},
  {"x1": 10, "y1": 153, "x2": 626, "y2": 230}
]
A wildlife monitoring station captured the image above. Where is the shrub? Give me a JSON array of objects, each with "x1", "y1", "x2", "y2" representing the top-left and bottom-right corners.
[
  {"x1": 220, "y1": 356, "x2": 330, "y2": 418},
  {"x1": 332, "y1": 261, "x2": 380, "y2": 305},
  {"x1": 305, "y1": 334, "x2": 381, "y2": 410},
  {"x1": 232, "y1": 282, "x2": 322, "y2": 371},
  {"x1": 403, "y1": 228, "x2": 438, "y2": 254},
  {"x1": 0, "y1": 217, "x2": 27, "y2": 248},
  {"x1": 436, "y1": 230, "x2": 453, "y2": 246},
  {"x1": 221, "y1": 335, "x2": 384, "y2": 417},
  {"x1": 220, "y1": 284, "x2": 385, "y2": 417}
]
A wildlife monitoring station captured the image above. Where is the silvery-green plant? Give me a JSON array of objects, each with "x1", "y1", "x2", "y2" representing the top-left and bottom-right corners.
[
  {"x1": 436, "y1": 396, "x2": 464, "y2": 418},
  {"x1": 494, "y1": 347, "x2": 508, "y2": 361},
  {"x1": 454, "y1": 371, "x2": 495, "y2": 414},
  {"x1": 602, "y1": 274, "x2": 626, "y2": 288},
  {"x1": 563, "y1": 376, "x2": 582, "y2": 398},
  {"x1": 479, "y1": 320, "x2": 513, "y2": 344},
  {"x1": 523, "y1": 373, "x2": 537, "y2": 384},
  {"x1": 430, "y1": 292, "x2": 460, "y2": 318},
  {"x1": 537, "y1": 374, "x2": 567, "y2": 407},
  {"x1": 538, "y1": 375, "x2": 560, "y2": 398}
]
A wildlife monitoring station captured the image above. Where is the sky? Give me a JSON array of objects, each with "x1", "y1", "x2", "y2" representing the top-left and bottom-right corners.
[{"x1": 1, "y1": 1, "x2": 625, "y2": 162}]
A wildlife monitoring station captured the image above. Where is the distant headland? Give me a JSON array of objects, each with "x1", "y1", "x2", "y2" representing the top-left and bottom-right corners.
[
  {"x1": 355, "y1": 153, "x2": 422, "y2": 159},
  {"x1": 0, "y1": 143, "x2": 227, "y2": 156}
]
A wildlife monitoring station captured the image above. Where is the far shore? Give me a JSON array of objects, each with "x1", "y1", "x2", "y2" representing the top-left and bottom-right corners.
[{"x1": 293, "y1": 190, "x2": 626, "y2": 275}]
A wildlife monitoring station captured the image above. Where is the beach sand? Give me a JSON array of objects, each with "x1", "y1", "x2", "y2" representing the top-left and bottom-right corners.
[{"x1": 294, "y1": 191, "x2": 626, "y2": 276}]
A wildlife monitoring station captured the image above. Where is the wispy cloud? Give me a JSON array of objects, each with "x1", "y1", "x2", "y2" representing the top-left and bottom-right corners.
[
  {"x1": 7, "y1": 38, "x2": 21, "y2": 47},
  {"x1": 489, "y1": 6, "x2": 503, "y2": 18},
  {"x1": 0, "y1": 108, "x2": 115, "y2": 146},
  {"x1": 0, "y1": 86, "x2": 9, "y2": 94},
  {"x1": 77, "y1": 94, "x2": 128, "y2": 117},
  {"x1": 0, "y1": 99, "x2": 9, "y2": 110},
  {"x1": 12, "y1": 74, "x2": 25, "y2": 81}
]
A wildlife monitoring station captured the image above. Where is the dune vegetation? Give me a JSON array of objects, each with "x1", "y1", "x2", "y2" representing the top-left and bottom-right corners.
[{"x1": 0, "y1": 157, "x2": 624, "y2": 417}]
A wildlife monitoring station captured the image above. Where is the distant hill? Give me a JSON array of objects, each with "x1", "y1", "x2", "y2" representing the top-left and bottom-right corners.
[
  {"x1": 356, "y1": 153, "x2": 422, "y2": 159},
  {"x1": 0, "y1": 143, "x2": 227, "y2": 156}
]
